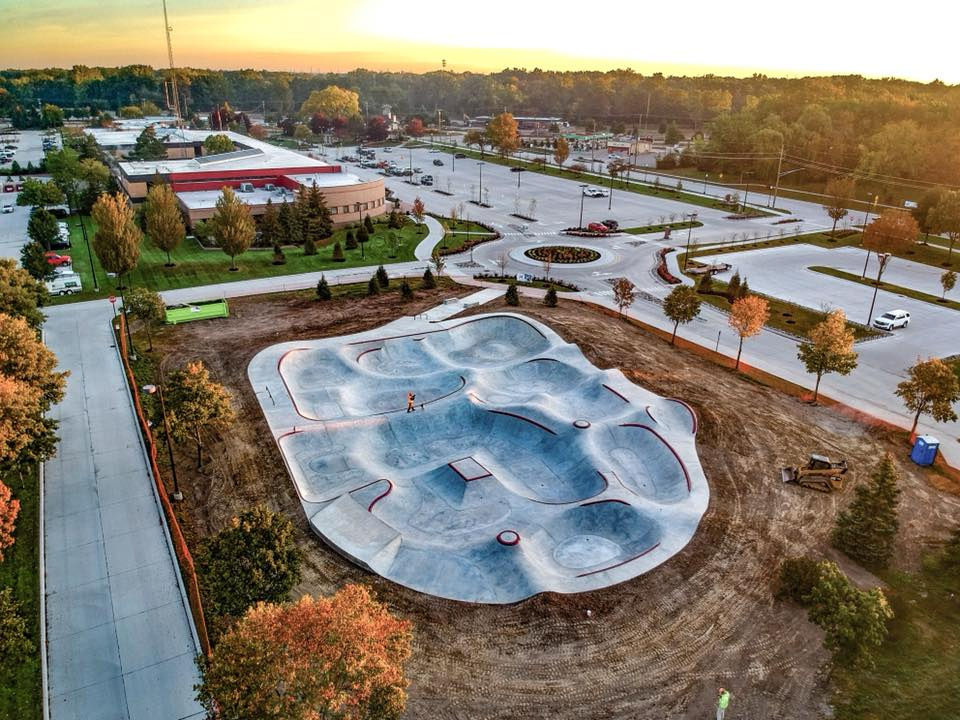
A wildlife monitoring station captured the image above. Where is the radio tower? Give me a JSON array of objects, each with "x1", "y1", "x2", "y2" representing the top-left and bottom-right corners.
[{"x1": 162, "y1": 0, "x2": 182, "y2": 126}]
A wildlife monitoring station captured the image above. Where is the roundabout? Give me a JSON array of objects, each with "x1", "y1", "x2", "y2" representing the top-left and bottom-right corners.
[{"x1": 524, "y1": 245, "x2": 601, "y2": 264}]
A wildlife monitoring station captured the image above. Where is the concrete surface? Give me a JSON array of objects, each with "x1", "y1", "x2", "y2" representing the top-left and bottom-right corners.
[
  {"x1": 249, "y1": 309, "x2": 708, "y2": 603},
  {"x1": 43, "y1": 302, "x2": 203, "y2": 720}
]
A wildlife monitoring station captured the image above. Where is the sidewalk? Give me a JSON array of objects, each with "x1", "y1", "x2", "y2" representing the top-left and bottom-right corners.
[{"x1": 43, "y1": 303, "x2": 203, "y2": 720}]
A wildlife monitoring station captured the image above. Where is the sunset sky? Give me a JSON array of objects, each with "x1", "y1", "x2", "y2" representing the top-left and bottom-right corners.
[{"x1": 3, "y1": 0, "x2": 956, "y2": 83}]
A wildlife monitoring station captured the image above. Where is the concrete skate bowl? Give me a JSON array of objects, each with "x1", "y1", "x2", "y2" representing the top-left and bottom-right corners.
[{"x1": 251, "y1": 313, "x2": 710, "y2": 603}]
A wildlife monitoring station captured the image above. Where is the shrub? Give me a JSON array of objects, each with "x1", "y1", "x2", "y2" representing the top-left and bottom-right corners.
[
  {"x1": 345, "y1": 230, "x2": 357, "y2": 250},
  {"x1": 727, "y1": 271, "x2": 741, "y2": 300},
  {"x1": 656, "y1": 248, "x2": 680, "y2": 283},
  {"x1": 316, "y1": 275, "x2": 332, "y2": 300},
  {"x1": 543, "y1": 287, "x2": 558, "y2": 307},
  {"x1": 271, "y1": 243, "x2": 286, "y2": 265},
  {"x1": 776, "y1": 557, "x2": 823, "y2": 603},
  {"x1": 376, "y1": 265, "x2": 389, "y2": 288},
  {"x1": 698, "y1": 273, "x2": 714, "y2": 293},
  {"x1": 832, "y1": 454, "x2": 901, "y2": 568},
  {"x1": 367, "y1": 275, "x2": 380, "y2": 296},
  {"x1": 357, "y1": 226, "x2": 369, "y2": 245},
  {"x1": 331, "y1": 242, "x2": 345, "y2": 262},
  {"x1": 505, "y1": 283, "x2": 520, "y2": 306},
  {"x1": 400, "y1": 279, "x2": 414, "y2": 300},
  {"x1": 421, "y1": 267, "x2": 436, "y2": 289},
  {"x1": 364, "y1": 215, "x2": 374, "y2": 233},
  {"x1": 303, "y1": 236, "x2": 317, "y2": 256}
]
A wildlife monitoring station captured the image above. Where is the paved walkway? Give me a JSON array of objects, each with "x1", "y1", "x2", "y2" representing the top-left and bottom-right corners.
[{"x1": 43, "y1": 302, "x2": 203, "y2": 720}]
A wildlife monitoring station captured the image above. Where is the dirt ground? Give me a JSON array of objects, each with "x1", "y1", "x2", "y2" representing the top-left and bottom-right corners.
[{"x1": 148, "y1": 286, "x2": 960, "y2": 720}]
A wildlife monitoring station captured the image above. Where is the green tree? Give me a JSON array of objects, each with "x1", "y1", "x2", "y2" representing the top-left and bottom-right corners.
[
  {"x1": 913, "y1": 187, "x2": 947, "y2": 242},
  {"x1": 776, "y1": 557, "x2": 823, "y2": 603},
  {"x1": 124, "y1": 287, "x2": 165, "y2": 351},
  {"x1": 364, "y1": 214, "x2": 375, "y2": 234},
  {"x1": 464, "y1": 129, "x2": 488, "y2": 158},
  {"x1": 927, "y1": 190, "x2": 960, "y2": 264},
  {"x1": 16, "y1": 178, "x2": 64, "y2": 209},
  {"x1": 296, "y1": 182, "x2": 332, "y2": 243},
  {"x1": 543, "y1": 287, "x2": 558, "y2": 307},
  {"x1": 895, "y1": 357, "x2": 960, "y2": 436},
  {"x1": 331, "y1": 241, "x2": 345, "y2": 262},
  {"x1": 27, "y1": 208, "x2": 60, "y2": 251},
  {"x1": 258, "y1": 199, "x2": 280, "y2": 248},
  {"x1": 210, "y1": 187, "x2": 255, "y2": 270},
  {"x1": 505, "y1": 282, "x2": 520, "y2": 306},
  {"x1": 345, "y1": 230, "x2": 358, "y2": 250},
  {"x1": 367, "y1": 275, "x2": 380, "y2": 296},
  {"x1": 421, "y1": 267, "x2": 436, "y2": 289},
  {"x1": 165, "y1": 360, "x2": 235, "y2": 469},
  {"x1": 400, "y1": 279, "x2": 414, "y2": 300},
  {"x1": 271, "y1": 243, "x2": 286, "y2": 265},
  {"x1": 832, "y1": 454, "x2": 901, "y2": 568},
  {"x1": 664, "y1": 122, "x2": 684, "y2": 145},
  {"x1": 726, "y1": 271, "x2": 741, "y2": 300},
  {"x1": 91, "y1": 191, "x2": 142, "y2": 289},
  {"x1": 0, "y1": 587, "x2": 33, "y2": 668},
  {"x1": 20, "y1": 241, "x2": 54, "y2": 283},
  {"x1": 376, "y1": 265, "x2": 389, "y2": 288},
  {"x1": 195, "y1": 505, "x2": 303, "y2": 624},
  {"x1": 823, "y1": 176, "x2": 855, "y2": 236},
  {"x1": 144, "y1": 178, "x2": 185, "y2": 266},
  {"x1": 662, "y1": 285, "x2": 702, "y2": 344},
  {"x1": 277, "y1": 200, "x2": 301, "y2": 245},
  {"x1": 316, "y1": 275, "x2": 332, "y2": 300},
  {"x1": 40, "y1": 103, "x2": 64, "y2": 128},
  {"x1": 127, "y1": 126, "x2": 167, "y2": 161},
  {"x1": 806, "y1": 561, "x2": 893, "y2": 667},
  {"x1": 303, "y1": 237, "x2": 317, "y2": 255},
  {"x1": 203, "y1": 133, "x2": 236, "y2": 155},
  {"x1": 941, "y1": 269, "x2": 957, "y2": 300},
  {"x1": 797, "y1": 309, "x2": 858, "y2": 402},
  {"x1": 430, "y1": 248, "x2": 445, "y2": 278},
  {"x1": 195, "y1": 585, "x2": 411, "y2": 720}
]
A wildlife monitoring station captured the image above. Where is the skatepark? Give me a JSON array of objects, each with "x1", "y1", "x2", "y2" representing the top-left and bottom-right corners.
[{"x1": 249, "y1": 313, "x2": 709, "y2": 603}]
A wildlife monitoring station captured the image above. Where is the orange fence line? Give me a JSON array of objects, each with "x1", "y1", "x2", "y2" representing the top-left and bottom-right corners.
[{"x1": 116, "y1": 316, "x2": 212, "y2": 656}]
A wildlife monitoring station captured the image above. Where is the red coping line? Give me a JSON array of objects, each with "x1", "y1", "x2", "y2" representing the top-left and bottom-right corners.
[
  {"x1": 276, "y1": 348, "x2": 315, "y2": 420},
  {"x1": 644, "y1": 405, "x2": 657, "y2": 423},
  {"x1": 524, "y1": 357, "x2": 560, "y2": 364},
  {"x1": 345, "y1": 314, "x2": 548, "y2": 346},
  {"x1": 448, "y1": 457, "x2": 493, "y2": 482},
  {"x1": 668, "y1": 398, "x2": 699, "y2": 435},
  {"x1": 619, "y1": 423, "x2": 692, "y2": 492},
  {"x1": 355, "y1": 347, "x2": 382, "y2": 362},
  {"x1": 487, "y1": 409, "x2": 557, "y2": 435},
  {"x1": 576, "y1": 542, "x2": 661, "y2": 578},
  {"x1": 365, "y1": 479, "x2": 394, "y2": 512},
  {"x1": 497, "y1": 530, "x2": 521, "y2": 546},
  {"x1": 602, "y1": 383, "x2": 631, "y2": 403},
  {"x1": 580, "y1": 498, "x2": 631, "y2": 507}
]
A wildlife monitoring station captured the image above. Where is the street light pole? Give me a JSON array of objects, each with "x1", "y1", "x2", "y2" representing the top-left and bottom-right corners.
[
  {"x1": 608, "y1": 166, "x2": 614, "y2": 211},
  {"x1": 477, "y1": 161, "x2": 483, "y2": 204},
  {"x1": 142, "y1": 383, "x2": 183, "y2": 501},
  {"x1": 452, "y1": 141, "x2": 457, "y2": 172},
  {"x1": 683, "y1": 212, "x2": 698, "y2": 270},
  {"x1": 866, "y1": 253, "x2": 891, "y2": 325},
  {"x1": 578, "y1": 184, "x2": 588, "y2": 229}
]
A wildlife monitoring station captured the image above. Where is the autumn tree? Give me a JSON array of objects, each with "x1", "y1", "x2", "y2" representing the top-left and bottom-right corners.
[
  {"x1": 486, "y1": 112, "x2": 520, "y2": 158},
  {"x1": 832, "y1": 454, "x2": 901, "y2": 568},
  {"x1": 144, "y1": 178, "x2": 185, "y2": 266},
  {"x1": 431, "y1": 247, "x2": 445, "y2": 278},
  {"x1": 27, "y1": 207, "x2": 60, "y2": 251},
  {"x1": 0, "y1": 587, "x2": 33, "y2": 668},
  {"x1": 165, "y1": 360, "x2": 235, "y2": 469},
  {"x1": 942, "y1": 269, "x2": 957, "y2": 300},
  {"x1": 822, "y1": 176, "x2": 855, "y2": 236},
  {"x1": 411, "y1": 196, "x2": 425, "y2": 229},
  {"x1": 797, "y1": 309, "x2": 858, "y2": 402},
  {"x1": 0, "y1": 478, "x2": 19, "y2": 561},
  {"x1": 0, "y1": 258, "x2": 48, "y2": 329},
  {"x1": 662, "y1": 284, "x2": 701, "y2": 344},
  {"x1": 124, "y1": 287, "x2": 165, "y2": 351},
  {"x1": 91, "y1": 191, "x2": 142, "y2": 289},
  {"x1": 861, "y1": 209, "x2": 918, "y2": 277},
  {"x1": 927, "y1": 190, "x2": 960, "y2": 264},
  {"x1": 553, "y1": 137, "x2": 570, "y2": 169},
  {"x1": 464, "y1": 129, "x2": 488, "y2": 158},
  {"x1": 895, "y1": 357, "x2": 960, "y2": 436},
  {"x1": 366, "y1": 115, "x2": 389, "y2": 141},
  {"x1": 196, "y1": 585, "x2": 412, "y2": 720},
  {"x1": 299, "y1": 85, "x2": 360, "y2": 119},
  {"x1": 405, "y1": 117, "x2": 425, "y2": 137},
  {"x1": 729, "y1": 295, "x2": 769, "y2": 369},
  {"x1": 612, "y1": 278, "x2": 636, "y2": 317},
  {"x1": 210, "y1": 187, "x2": 256, "y2": 270},
  {"x1": 127, "y1": 126, "x2": 167, "y2": 161},
  {"x1": 203, "y1": 133, "x2": 236, "y2": 155},
  {"x1": 913, "y1": 187, "x2": 947, "y2": 242},
  {"x1": 293, "y1": 124, "x2": 311, "y2": 145},
  {"x1": 195, "y1": 505, "x2": 303, "y2": 625}
]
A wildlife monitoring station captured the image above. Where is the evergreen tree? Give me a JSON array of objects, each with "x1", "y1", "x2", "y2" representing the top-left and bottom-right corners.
[
  {"x1": 421, "y1": 267, "x2": 436, "y2": 289},
  {"x1": 400, "y1": 279, "x2": 414, "y2": 300},
  {"x1": 738, "y1": 278, "x2": 750, "y2": 299},
  {"x1": 259, "y1": 198, "x2": 281, "y2": 247},
  {"x1": 272, "y1": 243, "x2": 286, "y2": 265},
  {"x1": 376, "y1": 265, "x2": 389, "y2": 288},
  {"x1": 942, "y1": 525, "x2": 960, "y2": 572},
  {"x1": 543, "y1": 287, "x2": 558, "y2": 307},
  {"x1": 832, "y1": 454, "x2": 901, "y2": 568},
  {"x1": 367, "y1": 275, "x2": 380, "y2": 296},
  {"x1": 698, "y1": 273, "x2": 713, "y2": 293},
  {"x1": 331, "y1": 242, "x2": 345, "y2": 262},
  {"x1": 20, "y1": 241, "x2": 54, "y2": 281},
  {"x1": 727, "y1": 271, "x2": 741, "y2": 301},
  {"x1": 303, "y1": 236, "x2": 317, "y2": 255},
  {"x1": 297, "y1": 181, "x2": 333, "y2": 245},
  {"x1": 345, "y1": 230, "x2": 357, "y2": 250},
  {"x1": 356, "y1": 225, "x2": 369, "y2": 246},
  {"x1": 27, "y1": 207, "x2": 60, "y2": 251},
  {"x1": 128, "y1": 126, "x2": 167, "y2": 161},
  {"x1": 505, "y1": 283, "x2": 520, "y2": 306},
  {"x1": 316, "y1": 275, "x2": 332, "y2": 300},
  {"x1": 278, "y1": 200, "x2": 302, "y2": 245},
  {"x1": 364, "y1": 214, "x2": 375, "y2": 234}
]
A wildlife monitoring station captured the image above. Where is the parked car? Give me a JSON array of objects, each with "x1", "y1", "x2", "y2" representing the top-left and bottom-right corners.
[
  {"x1": 873, "y1": 309, "x2": 910, "y2": 330},
  {"x1": 455, "y1": 152, "x2": 466, "y2": 159},
  {"x1": 510, "y1": 167, "x2": 525, "y2": 173},
  {"x1": 583, "y1": 186, "x2": 606, "y2": 197},
  {"x1": 420, "y1": 177, "x2": 433, "y2": 186},
  {"x1": 44, "y1": 252, "x2": 72, "y2": 267},
  {"x1": 1, "y1": 204, "x2": 12, "y2": 214},
  {"x1": 45, "y1": 273, "x2": 82, "y2": 296},
  {"x1": 2, "y1": 184, "x2": 13, "y2": 193},
  {"x1": 433, "y1": 158, "x2": 444, "y2": 166},
  {"x1": 601, "y1": 219, "x2": 619, "y2": 230},
  {"x1": 587, "y1": 222, "x2": 610, "y2": 233},
  {"x1": 383, "y1": 147, "x2": 393, "y2": 153}
]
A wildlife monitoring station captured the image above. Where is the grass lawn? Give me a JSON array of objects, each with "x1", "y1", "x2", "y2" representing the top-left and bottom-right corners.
[
  {"x1": 810, "y1": 267, "x2": 960, "y2": 312},
  {"x1": 429, "y1": 215, "x2": 498, "y2": 253},
  {"x1": 50, "y1": 216, "x2": 428, "y2": 305},
  {"x1": 0, "y1": 464, "x2": 41, "y2": 720},
  {"x1": 832, "y1": 564, "x2": 960, "y2": 720},
  {"x1": 473, "y1": 274, "x2": 578, "y2": 292},
  {"x1": 623, "y1": 219, "x2": 703, "y2": 235}
]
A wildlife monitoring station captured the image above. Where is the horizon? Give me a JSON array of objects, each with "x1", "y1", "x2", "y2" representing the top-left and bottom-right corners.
[{"x1": 2, "y1": 0, "x2": 958, "y2": 84}]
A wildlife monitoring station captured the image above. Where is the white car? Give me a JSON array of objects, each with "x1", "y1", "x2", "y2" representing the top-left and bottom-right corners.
[
  {"x1": 873, "y1": 309, "x2": 910, "y2": 330},
  {"x1": 583, "y1": 186, "x2": 604, "y2": 197},
  {"x1": 1, "y1": 204, "x2": 13, "y2": 214}
]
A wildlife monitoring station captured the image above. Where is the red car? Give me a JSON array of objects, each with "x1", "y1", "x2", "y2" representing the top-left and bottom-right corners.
[
  {"x1": 2, "y1": 184, "x2": 13, "y2": 193},
  {"x1": 587, "y1": 222, "x2": 610, "y2": 233},
  {"x1": 44, "y1": 252, "x2": 72, "y2": 267}
]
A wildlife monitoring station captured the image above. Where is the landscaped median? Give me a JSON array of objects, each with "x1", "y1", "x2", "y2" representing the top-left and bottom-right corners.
[
  {"x1": 48, "y1": 215, "x2": 428, "y2": 305},
  {"x1": 809, "y1": 266, "x2": 960, "y2": 311}
]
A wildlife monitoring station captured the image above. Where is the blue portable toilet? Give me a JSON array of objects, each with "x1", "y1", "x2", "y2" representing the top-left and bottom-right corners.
[{"x1": 911, "y1": 435, "x2": 939, "y2": 466}]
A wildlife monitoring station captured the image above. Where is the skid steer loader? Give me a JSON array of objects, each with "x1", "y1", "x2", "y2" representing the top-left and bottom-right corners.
[{"x1": 781, "y1": 454, "x2": 848, "y2": 493}]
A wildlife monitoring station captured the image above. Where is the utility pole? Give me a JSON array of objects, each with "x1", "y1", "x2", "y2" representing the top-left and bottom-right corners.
[
  {"x1": 770, "y1": 141, "x2": 784, "y2": 208},
  {"x1": 161, "y1": 0, "x2": 182, "y2": 126}
]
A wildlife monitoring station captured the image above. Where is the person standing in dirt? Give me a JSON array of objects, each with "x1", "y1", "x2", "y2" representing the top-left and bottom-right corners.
[
  {"x1": 406, "y1": 392, "x2": 416, "y2": 413},
  {"x1": 716, "y1": 687, "x2": 731, "y2": 720}
]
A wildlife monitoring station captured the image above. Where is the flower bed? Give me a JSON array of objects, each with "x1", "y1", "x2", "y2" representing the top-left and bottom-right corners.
[
  {"x1": 524, "y1": 246, "x2": 600, "y2": 264},
  {"x1": 656, "y1": 248, "x2": 680, "y2": 284}
]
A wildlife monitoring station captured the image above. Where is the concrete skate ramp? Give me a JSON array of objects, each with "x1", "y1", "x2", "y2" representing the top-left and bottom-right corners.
[{"x1": 250, "y1": 313, "x2": 710, "y2": 603}]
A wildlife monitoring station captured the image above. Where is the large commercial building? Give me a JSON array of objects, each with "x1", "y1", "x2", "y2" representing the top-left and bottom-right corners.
[{"x1": 86, "y1": 127, "x2": 386, "y2": 228}]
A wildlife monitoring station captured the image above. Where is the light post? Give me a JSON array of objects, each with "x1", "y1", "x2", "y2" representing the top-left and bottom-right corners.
[
  {"x1": 866, "y1": 252, "x2": 891, "y2": 325},
  {"x1": 142, "y1": 383, "x2": 182, "y2": 501},
  {"x1": 741, "y1": 171, "x2": 754, "y2": 212},
  {"x1": 452, "y1": 141, "x2": 457, "y2": 172},
  {"x1": 683, "y1": 212, "x2": 698, "y2": 270},
  {"x1": 861, "y1": 194, "x2": 879, "y2": 277},
  {"x1": 703, "y1": 173, "x2": 709, "y2": 194},
  {"x1": 516, "y1": 167, "x2": 524, "y2": 188},
  {"x1": 578, "y1": 183, "x2": 588, "y2": 230},
  {"x1": 607, "y1": 165, "x2": 615, "y2": 211},
  {"x1": 477, "y1": 161, "x2": 483, "y2": 204}
]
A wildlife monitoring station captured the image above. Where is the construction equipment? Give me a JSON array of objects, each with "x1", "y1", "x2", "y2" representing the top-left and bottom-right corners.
[{"x1": 781, "y1": 454, "x2": 848, "y2": 493}]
